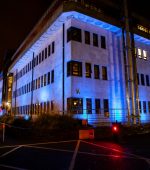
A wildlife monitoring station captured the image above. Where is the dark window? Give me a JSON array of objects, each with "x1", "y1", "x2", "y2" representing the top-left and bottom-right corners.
[
  {"x1": 47, "y1": 72, "x2": 50, "y2": 84},
  {"x1": 85, "y1": 63, "x2": 92, "y2": 78},
  {"x1": 143, "y1": 101, "x2": 147, "y2": 113},
  {"x1": 36, "y1": 79, "x2": 38, "y2": 89},
  {"x1": 44, "y1": 74, "x2": 47, "y2": 86},
  {"x1": 139, "y1": 101, "x2": 142, "y2": 113},
  {"x1": 104, "y1": 99, "x2": 109, "y2": 117},
  {"x1": 38, "y1": 77, "x2": 40, "y2": 88},
  {"x1": 93, "y1": 33, "x2": 98, "y2": 47},
  {"x1": 48, "y1": 45, "x2": 51, "y2": 56},
  {"x1": 141, "y1": 74, "x2": 145, "y2": 85},
  {"x1": 101, "y1": 36, "x2": 106, "y2": 49},
  {"x1": 42, "y1": 50, "x2": 44, "y2": 61},
  {"x1": 86, "y1": 98, "x2": 92, "y2": 114},
  {"x1": 51, "y1": 100, "x2": 54, "y2": 111},
  {"x1": 67, "y1": 61, "x2": 82, "y2": 77},
  {"x1": 67, "y1": 27, "x2": 82, "y2": 42},
  {"x1": 94, "y1": 65, "x2": 100, "y2": 79},
  {"x1": 146, "y1": 75, "x2": 150, "y2": 86},
  {"x1": 95, "y1": 99, "x2": 100, "y2": 114},
  {"x1": 41, "y1": 76, "x2": 43, "y2": 87},
  {"x1": 45, "y1": 48, "x2": 47, "y2": 59},
  {"x1": 102, "y1": 66, "x2": 107, "y2": 80},
  {"x1": 36, "y1": 55, "x2": 38, "y2": 65},
  {"x1": 51, "y1": 70, "x2": 54, "y2": 83},
  {"x1": 148, "y1": 101, "x2": 150, "y2": 113},
  {"x1": 39, "y1": 53, "x2": 41, "y2": 63},
  {"x1": 67, "y1": 98, "x2": 83, "y2": 114},
  {"x1": 85, "y1": 31, "x2": 90, "y2": 44},
  {"x1": 137, "y1": 73, "x2": 139, "y2": 85},
  {"x1": 52, "y1": 41, "x2": 55, "y2": 54}
]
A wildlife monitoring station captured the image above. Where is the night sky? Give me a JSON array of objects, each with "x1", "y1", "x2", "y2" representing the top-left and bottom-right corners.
[{"x1": 0, "y1": 0, "x2": 149, "y2": 71}]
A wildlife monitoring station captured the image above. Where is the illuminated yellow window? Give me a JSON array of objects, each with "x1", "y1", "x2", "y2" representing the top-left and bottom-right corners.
[
  {"x1": 134, "y1": 48, "x2": 137, "y2": 57},
  {"x1": 143, "y1": 50, "x2": 147, "y2": 60},
  {"x1": 138, "y1": 48, "x2": 142, "y2": 59}
]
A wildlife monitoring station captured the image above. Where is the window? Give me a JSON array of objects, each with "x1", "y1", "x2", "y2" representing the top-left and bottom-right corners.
[
  {"x1": 52, "y1": 41, "x2": 55, "y2": 54},
  {"x1": 94, "y1": 65, "x2": 100, "y2": 79},
  {"x1": 44, "y1": 74, "x2": 47, "y2": 86},
  {"x1": 102, "y1": 66, "x2": 107, "y2": 80},
  {"x1": 137, "y1": 73, "x2": 139, "y2": 85},
  {"x1": 148, "y1": 101, "x2": 150, "y2": 113},
  {"x1": 67, "y1": 27, "x2": 82, "y2": 42},
  {"x1": 48, "y1": 45, "x2": 51, "y2": 56},
  {"x1": 101, "y1": 36, "x2": 106, "y2": 49},
  {"x1": 86, "y1": 98, "x2": 92, "y2": 114},
  {"x1": 85, "y1": 63, "x2": 92, "y2": 78},
  {"x1": 85, "y1": 31, "x2": 90, "y2": 44},
  {"x1": 146, "y1": 75, "x2": 150, "y2": 86},
  {"x1": 139, "y1": 101, "x2": 142, "y2": 113},
  {"x1": 38, "y1": 77, "x2": 40, "y2": 88},
  {"x1": 143, "y1": 50, "x2": 147, "y2": 60},
  {"x1": 95, "y1": 99, "x2": 100, "y2": 114},
  {"x1": 141, "y1": 74, "x2": 145, "y2": 86},
  {"x1": 36, "y1": 55, "x2": 39, "y2": 65},
  {"x1": 104, "y1": 99, "x2": 109, "y2": 117},
  {"x1": 143, "y1": 101, "x2": 147, "y2": 113},
  {"x1": 67, "y1": 61, "x2": 82, "y2": 77},
  {"x1": 41, "y1": 76, "x2": 43, "y2": 87},
  {"x1": 42, "y1": 50, "x2": 44, "y2": 61},
  {"x1": 45, "y1": 48, "x2": 47, "y2": 59},
  {"x1": 51, "y1": 100, "x2": 54, "y2": 111},
  {"x1": 93, "y1": 33, "x2": 98, "y2": 47},
  {"x1": 138, "y1": 48, "x2": 142, "y2": 59},
  {"x1": 51, "y1": 70, "x2": 54, "y2": 83},
  {"x1": 47, "y1": 72, "x2": 50, "y2": 84},
  {"x1": 67, "y1": 98, "x2": 83, "y2": 114},
  {"x1": 39, "y1": 53, "x2": 41, "y2": 63}
]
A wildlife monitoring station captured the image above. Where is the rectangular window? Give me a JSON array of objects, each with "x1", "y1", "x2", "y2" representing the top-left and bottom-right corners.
[
  {"x1": 48, "y1": 45, "x2": 51, "y2": 56},
  {"x1": 67, "y1": 98, "x2": 83, "y2": 114},
  {"x1": 101, "y1": 36, "x2": 106, "y2": 49},
  {"x1": 143, "y1": 101, "x2": 147, "y2": 113},
  {"x1": 38, "y1": 77, "x2": 40, "y2": 88},
  {"x1": 47, "y1": 101, "x2": 50, "y2": 114},
  {"x1": 67, "y1": 27, "x2": 82, "y2": 42},
  {"x1": 36, "y1": 79, "x2": 38, "y2": 89},
  {"x1": 51, "y1": 70, "x2": 54, "y2": 83},
  {"x1": 139, "y1": 101, "x2": 142, "y2": 113},
  {"x1": 94, "y1": 65, "x2": 100, "y2": 79},
  {"x1": 44, "y1": 74, "x2": 47, "y2": 86},
  {"x1": 39, "y1": 53, "x2": 41, "y2": 63},
  {"x1": 138, "y1": 48, "x2": 142, "y2": 59},
  {"x1": 141, "y1": 74, "x2": 145, "y2": 85},
  {"x1": 36, "y1": 55, "x2": 39, "y2": 65},
  {"x1": 85, "y1": 31, "x2": 90, "y2": 44},
  {"x1": 146, "y1": 75, "x2": 150, "y2": 86},
  {"x1": 47, "y1": 72, "x2": 50, "y2": 84},
  {"x1": 143, "y1": 50, "x2": 147, "y2": 60},
  {"x1": 45, "y1": 48, "x2": 47, "y2": 59},
  {"x1": 85, "y1": 63, "x2": 92, "y2": 78},
  {"x1": 42, "y1": 50, "x2": 44, "y2": 61},
  {"x1": 52, "y1": 41, "x2": 55, "y2": 54},
  {"x1": 95, "y1": 99, "x2": 100, "y2": 114},
  {"x1": 137, "y1": 73, "x2": 139, "y2": 85},
  {"x1": 93, "y1": 33, "x2": 98, "y2": 47},
  {"x1": 86, "y1": 98, "x2": 92, "y2": 114},
  {"x1": 104, "y1": 99, "x2": 109, "y2": 117},
  {"x1": 41, "y1": 76, "x2": 43, "y2": 87},
  {"x1": 51, "y1": 100, "x2": 54, "y2": 111},
  {"x1": 102, "y1": 66, "x2": 108, "y2": 80},
  {"x1": 67, "y1": 61, "x2": 82, "y2": 77},
  {"x1": 148, "y1": 101, "x2": 150, "y2": 113}
]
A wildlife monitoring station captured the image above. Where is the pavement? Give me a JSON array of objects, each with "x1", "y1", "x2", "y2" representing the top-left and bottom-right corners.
[{"x1": 0, "y1": 139, "x2": 150, "y2": 170}]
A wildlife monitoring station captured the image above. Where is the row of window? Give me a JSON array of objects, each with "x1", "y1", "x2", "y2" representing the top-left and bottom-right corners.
[
  {"x1": 67, "y1": 97, "x2": 109, "y2": 115},
  {"x1": 135, "y1": 48, "x2": 148, "y2": 60},
  {"x1": 137, "y1": 73, "x2": 150, "y2": 86},
  {"x1": 67, "y1": 26, "x2": 106, "y2": 49},
  {"x1": 67, "y1": 61, "x2": 108, "y2": 80},
  {"x1": 12, "y1": 100, "x2": 54, "y2": 115},
  {"x1": 139, "y1": 101, "x2": 150, "y2": 114},
  {"x1": 14, "y1": 41, "x2": 55, "y2": 82},
  {"x1": 13, "y1": 70, "x2": 54, "y2": 98}
]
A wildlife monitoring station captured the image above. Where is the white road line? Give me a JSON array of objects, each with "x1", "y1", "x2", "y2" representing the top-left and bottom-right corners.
[
  {"x1": 0, "y1": 164, "x2": 28, "y2": 170},
  {"x1": 0, "y1": 145, "x2": 22, "y2": 158},
  {"x1": 69, "y1": 140, "x2": 80, "y2": 170}
]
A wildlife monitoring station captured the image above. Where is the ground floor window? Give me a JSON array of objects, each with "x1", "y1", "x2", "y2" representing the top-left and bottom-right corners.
[
  {"x1": 95, "y1": 99, "x2": 100, "y2": 114},
  {"x1": 67, "y1": 98, "x2": 83, "y2": 114},
  {"x1": 103, "y1": 99, "x2": 109, "y2": 117},
  {"x1": 86, "y1": 98, "x2": 92, "y2": 114}
]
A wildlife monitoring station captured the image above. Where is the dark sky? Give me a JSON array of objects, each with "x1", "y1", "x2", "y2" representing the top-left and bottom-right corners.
[{"x1": 0, "y1": 0, "x2": 149, "y2": 70}]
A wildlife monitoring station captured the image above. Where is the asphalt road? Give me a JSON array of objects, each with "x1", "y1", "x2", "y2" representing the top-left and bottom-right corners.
[{"x1": 0, "y1": 137, "x2": 150, "y2": 170}]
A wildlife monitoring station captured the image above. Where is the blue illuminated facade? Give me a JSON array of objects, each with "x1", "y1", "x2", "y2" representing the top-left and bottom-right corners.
[{"x1": 5, "y1": 1, "x2": 150, "y2": 126}]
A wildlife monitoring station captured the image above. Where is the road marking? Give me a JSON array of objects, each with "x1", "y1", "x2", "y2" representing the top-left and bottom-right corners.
[
  {"x1": 0, "y1": 164, "x2": 28, "y2": 170},
  {"x1": 0, "y1": 145, "x2": 22, "y2": 158},
  {"x1": 69, "y1": 140, "x2": 80, "y2": 170}
]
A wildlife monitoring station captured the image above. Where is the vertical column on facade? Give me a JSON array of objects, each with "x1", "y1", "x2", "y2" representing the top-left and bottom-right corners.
[
  {"x1": 14, "y1": 69, "x2": 18, "y2": 115},
  {"x1": 123, "y1": 0, "x2": 137, "y2": 124},
  {"x1": 30, "y1": 53, "x2": 34, "y2": 117}
]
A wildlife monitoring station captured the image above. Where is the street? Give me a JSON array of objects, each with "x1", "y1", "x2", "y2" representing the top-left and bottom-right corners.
[{"x1": 0, "y1": 135, "x2": 150, "y2": 170}]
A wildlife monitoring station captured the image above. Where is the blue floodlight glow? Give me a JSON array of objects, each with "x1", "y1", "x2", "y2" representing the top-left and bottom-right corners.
[
  {"x1": 24, "y1": 115, "x2": 30, "y2": 120},
  {"x1": 134, "y1": 34, "x2": 150, "y2": 45}
]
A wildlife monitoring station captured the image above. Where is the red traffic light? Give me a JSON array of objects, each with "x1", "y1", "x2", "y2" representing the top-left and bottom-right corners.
[{"x1": 112, "y1": 124, "x2": 119, "y2": 133}]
